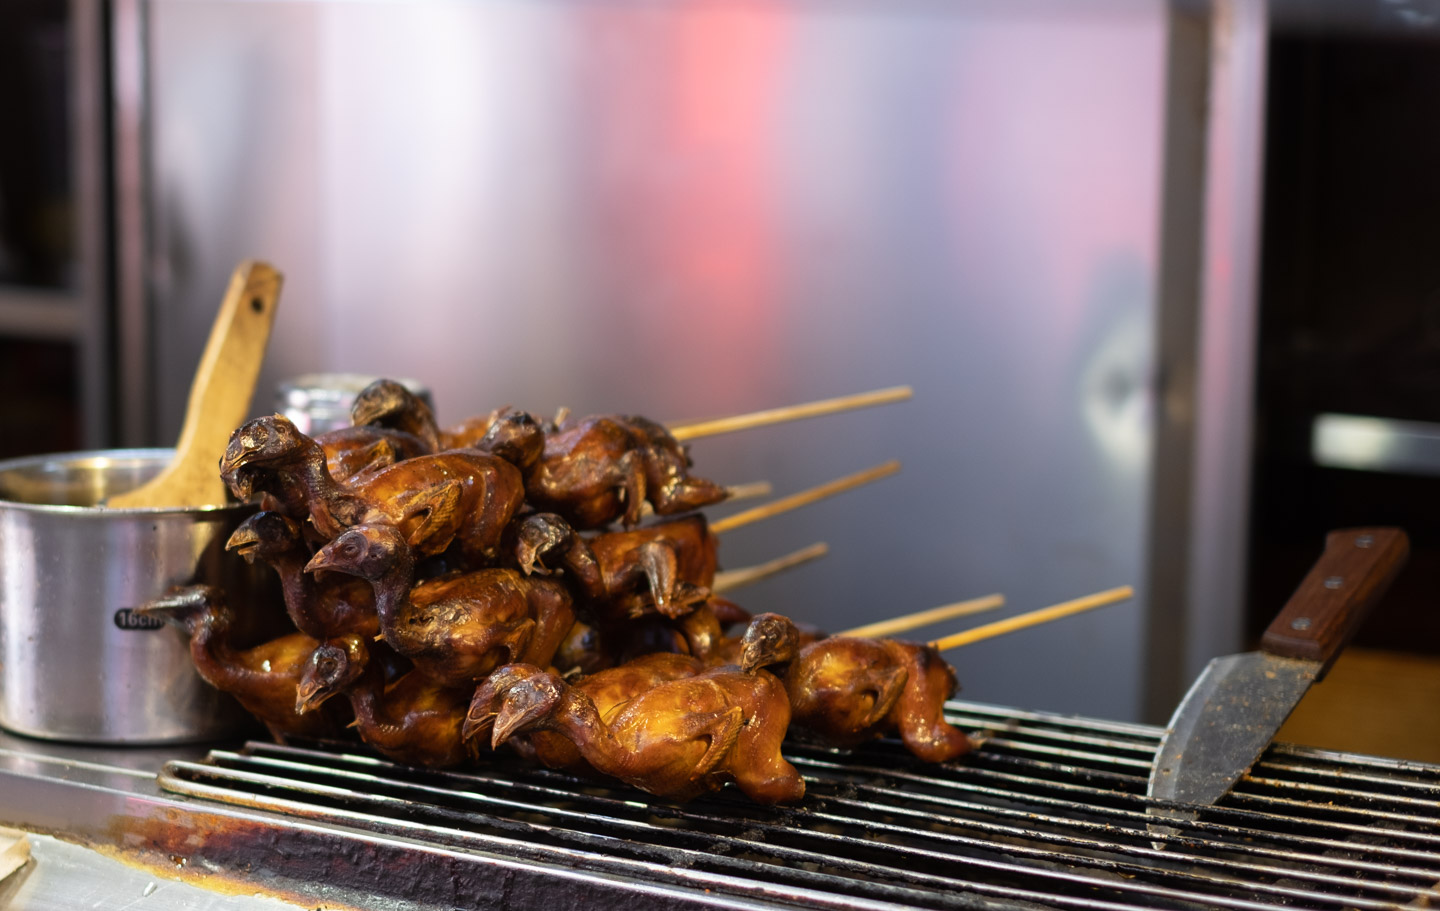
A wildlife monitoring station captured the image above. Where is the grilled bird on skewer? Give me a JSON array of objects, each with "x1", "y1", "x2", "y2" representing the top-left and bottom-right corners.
[
  {"x1": 296, "y1": 635, "x2": 475, "y2": 768},
  {"x1": 470, "y1": 661, "x2": 804, "y2": 805},
  {"x1": 138, "y1": 585, "x2": 345, "y2": 743},
  {"x1": 514, "y1": 512, "x2": 719, "y2": 623},
  {"x1": 784, "y1": 636, "x2": 970, "y2": 763},
  {"x1": 221, "y1": 414, "x2": 526, "y2": 564},
  {"x1": 348, "y1": 378, "x2": 442, "y2": 452},
  {"x1": 468, "y1": 652, "x2": 706, "y2": 772},
  {"x1": 193, "y1": 382, "x2": 971, "y2": 800},
  {"x1": 226, "y1": 511, "x2": 379, "y2": 641},
  {"x1": 306, "y1": 524, "x2": 575, "y2": 688},
  {"x1": 526, "y1": 414, "x2": 728, "y2": 529}
]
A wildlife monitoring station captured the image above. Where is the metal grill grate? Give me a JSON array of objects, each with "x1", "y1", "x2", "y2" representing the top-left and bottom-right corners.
[{"x1": 158, "y1": 700, "x2": 1440, "y2": 911}]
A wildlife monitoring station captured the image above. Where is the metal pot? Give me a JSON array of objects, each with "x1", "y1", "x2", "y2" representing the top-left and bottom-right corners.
[{"x1": 0, "y1": 449, "x2": 271, "y2": 744}]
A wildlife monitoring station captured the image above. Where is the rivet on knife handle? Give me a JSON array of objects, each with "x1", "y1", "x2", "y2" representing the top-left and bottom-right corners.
[{"x1": 1260, "y1": 527, "x2": 1408, "y2": 677}]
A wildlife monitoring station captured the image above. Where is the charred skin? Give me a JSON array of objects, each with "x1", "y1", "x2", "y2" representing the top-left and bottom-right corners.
[
  {"x1": 222, "y1": 414, "x2": 526, "y2": 565},
  {"x1": 307, "y1": 525, "x2": 574, "y2": 689},
  {"x1": 404, "y1": 569, "x2": 576, "y2": 683},
  {"x1": 350, "y1": 670, "x2": 476, "y2": 768},
  {"x1": 784, "y1": 637, "x2": 970, "y2": 762},
  {"x1": 586, "y1": 515, "x2": 717, "y2": 619},
  {"x1": 296, "y1": 634, "x2": 473, "y2": 769},
  {"x1": 467, "y1": 652, "x2": 704, "y2": 772},
  {"x1": 333, "y1": 450, "x2": 527, "y2": 564},
  {"x1": 317, "y1": 425, "x2": 432, "y2": 484},
  {"x1": 478, "y1": 663, "x2": 804, "y2": 804},
  {"x1": 525, "y1": 415, "x2": 727, "y2": 530}
]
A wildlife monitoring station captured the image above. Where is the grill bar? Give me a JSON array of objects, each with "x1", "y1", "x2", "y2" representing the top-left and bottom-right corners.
[{"x1": 156, "y1": 700, "x2": 1440, "y2": 911}]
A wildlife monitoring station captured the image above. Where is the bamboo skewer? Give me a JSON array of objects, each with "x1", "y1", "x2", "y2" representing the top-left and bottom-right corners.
[
  {"x1": 708, "y1": 461, "x2": 901, "y2": 535},
  {"x1": 722, "y1": 480, "x2": 774, "y2": 502},
  {"x1": 930, "y1": 586, "x2": 1134, "y2": 652},
  {"x1": 668, "y1": 386, "x2": 913, "y2": 442},
  {"x1": 839, "y1": 594, "x2": 1005, "y2": 639},
  {"x1": 712, "y1": 542, "x2": 830, "y2": 594}
]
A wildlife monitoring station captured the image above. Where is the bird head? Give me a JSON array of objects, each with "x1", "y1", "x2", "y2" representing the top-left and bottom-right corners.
[
  {"x1": 738, "y1": 612, "x2": 802, "y2": 673},
  {"x1": 304, "y1": 524, "x2": 407, "y2": 582},
  {"x1": 295, "y1": 635, "x2": 368, "y2": 714},
  {"x1": 225, "y1": 510, "x2": 304, "y2": 564},
  {"x1": 220, "y1": 414, "x2": 313, "y2": 481},
  {"x1": 478, "y1": 409, "x2": 545, "y2": 470},
  {"x1": 512, "y1": 513, "x2": 573, "y2": 575},
  {"x1": 464, "y1": 664, "x2": 560, "y2": 748}
]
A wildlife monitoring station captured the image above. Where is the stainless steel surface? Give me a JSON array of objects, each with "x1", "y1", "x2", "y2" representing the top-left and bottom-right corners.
[
  {"x1": 1181, "y1": 0, "x2": 1269, "y2": 699},
  {"x1": 138, "y1": 0, "x2": 1173, "y2": 723},
  {"x1": 2, "y1": 701, "x2": 1436, "y2": 911},
  {"x1": 1149, "y1": 652, "x2": 1317, "y2": 806},
  {"x1": 1142, "y1": 0, "x2": 1269, "y2": 724},
  {"x1": 0, "y1": 835, "x2": 311, "y2": 911},
  {"x1": 69, "y1": 0, "x2": 112, "y2": 450},
  {"x1": 1311, "y1": 412, "x2": 1440, "y2": 476},
  {"x1": 0, "y1": 449, "x2": 262, "y2": 743},
  {"x1": 112, "y1": 0, "x2": 153, "y2": 448}
]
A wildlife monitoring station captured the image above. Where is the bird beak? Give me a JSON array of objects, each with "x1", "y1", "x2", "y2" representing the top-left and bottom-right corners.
[
  {"x1": 225, "y1": 523, "x2": 261, "y2": 562},
  {"x1": 461, "y1": 705, "x2": 497, "y2": 745},
  {"x1": 489, "y1": 702, "x2": 532, "y2": 749},
  {"x1": 304, "y1": 544, "x2": 339, "y2": 574},
  {"x1": 294, "y1": 678, "x2": 330, "y2": 715}
]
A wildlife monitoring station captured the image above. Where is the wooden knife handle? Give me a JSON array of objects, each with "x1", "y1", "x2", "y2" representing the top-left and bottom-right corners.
[{"x1": 1260, "y1": 527, "x2": 1409, "y2": 677}]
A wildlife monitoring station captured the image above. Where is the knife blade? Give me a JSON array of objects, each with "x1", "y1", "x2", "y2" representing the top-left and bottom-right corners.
[{"x1": 1148, "y1": 527, "x2": 1409, "y2": 812}]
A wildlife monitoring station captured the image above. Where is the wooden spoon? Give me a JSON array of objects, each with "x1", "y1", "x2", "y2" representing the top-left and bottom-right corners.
[{"x1": 108, "y1": 260, "x2": 283, "y2": 509}]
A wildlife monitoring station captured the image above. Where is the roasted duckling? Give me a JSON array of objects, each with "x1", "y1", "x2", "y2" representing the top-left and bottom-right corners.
[
  {"x1": 296, "y1": 634, "x2": 474, "y2": 768},
  {"x1": 471, "y1": 662, "x2": 804, "y2": 805},
  {"x1": 478, "y1": 611, "x2": 794, "y2": 768},
  {"x1": 526, "y1": 414, "x2": 728, "y2": 529},
  {"x1": 225, "y1": 511, "x2": 379, "y2": 640},
  {"x1": 348, "y1": 378, "x2": 442, "y2": 452},
  {"x1": 221, "y1": 414, "x2": 526, "y2": 564},
  {"x1": 515, "y1": 513, "x2": 715, "y2": 620},
  {"x1": 306, "y1": 524, "x2": 575, "y2": 688},
  {"x1": 138, "y1": 585, "x2": 344, "y2": 743},
  {"x1": 466, "y1": 652, "x2": 705, "y2": 772},
  {"x1": 785, "y1": 636, "x2": 970, "y2": 763},
  {"x1": 432, "y1": 403, "x2": 549, "y2": 457}
]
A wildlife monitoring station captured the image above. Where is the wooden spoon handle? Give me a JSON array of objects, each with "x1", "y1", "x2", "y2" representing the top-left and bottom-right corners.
[{"x1": 108, "y1": 261, "x2": 283, "y2": 509}]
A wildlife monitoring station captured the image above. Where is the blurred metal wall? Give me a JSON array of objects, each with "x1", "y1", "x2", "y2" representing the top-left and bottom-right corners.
[{"x1": 126, "y1": 0, "x2": 1236, "y2": 723}]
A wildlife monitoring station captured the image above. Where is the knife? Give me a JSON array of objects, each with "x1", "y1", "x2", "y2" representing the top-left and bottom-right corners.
[{"x1": 1148, "y1": 527, "x2": 1409, "y2": 812}]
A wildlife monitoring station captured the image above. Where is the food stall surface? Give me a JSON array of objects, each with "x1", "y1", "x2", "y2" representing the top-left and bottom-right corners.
[{"x1": 0, "y1": 700, "x2": 1436, "y2": 911}]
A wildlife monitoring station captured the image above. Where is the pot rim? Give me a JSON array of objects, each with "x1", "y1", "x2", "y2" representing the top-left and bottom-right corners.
[{"x1": 0, "y1": 447, "x2": 250, "y2": 516}]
